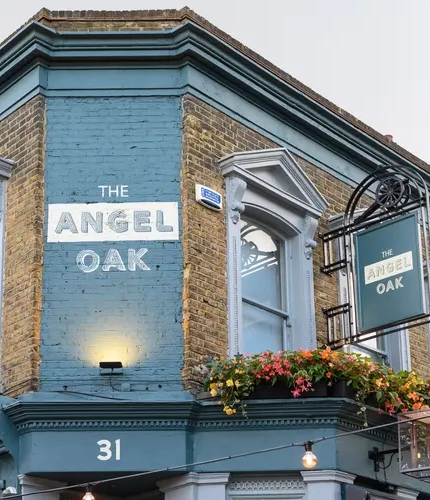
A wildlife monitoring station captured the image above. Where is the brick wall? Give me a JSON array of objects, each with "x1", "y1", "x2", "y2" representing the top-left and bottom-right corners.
[
  {"x1": 32, "y1": 9, "x2": 182, "y2": 33},
  {"x1": 0, "y1": 96, "x2": 45, "y2": 397},
  {"x1": 41, "y1": 96, "x2": 183, "y2": 392},
  {"x1": 181, "y1": 94, "x2": 430, "y2": 387},
  {"x1": 181, "y1": 95, "x2": 280, "y2": 390}
]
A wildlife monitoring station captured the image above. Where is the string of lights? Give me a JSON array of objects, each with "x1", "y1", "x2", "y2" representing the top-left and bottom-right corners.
[{"x1": 3, "y1": 412, "x2": 424, "y2": 500}]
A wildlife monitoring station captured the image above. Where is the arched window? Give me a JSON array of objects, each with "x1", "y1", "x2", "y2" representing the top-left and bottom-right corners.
[
  {"x1": 220, "y1": 148, "x2": 327, "y2": 355},
  {"x1": 240, "y1": 218, "x2": 289, "y2": 353}
]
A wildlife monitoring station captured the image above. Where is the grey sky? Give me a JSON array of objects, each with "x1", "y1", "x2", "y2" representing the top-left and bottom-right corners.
[{"x1": 2, "y1": 0, "x2": 429, "y2": 163}]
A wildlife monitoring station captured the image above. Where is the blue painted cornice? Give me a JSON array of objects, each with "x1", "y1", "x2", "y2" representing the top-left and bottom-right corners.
[
  {"x1": 5, "y1": 397, "x2": 420, "y2": 489},
  {"x1": 0, "y1": 18, "x2": 427, "y2": 176},
  {"x1": 3, "y1": 396, "x2": 396, "y2": 441}
]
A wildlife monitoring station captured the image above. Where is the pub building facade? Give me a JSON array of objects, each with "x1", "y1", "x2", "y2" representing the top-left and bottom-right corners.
[{"x1": 0, "y1": 7, "x2": 429, "y2": 500}]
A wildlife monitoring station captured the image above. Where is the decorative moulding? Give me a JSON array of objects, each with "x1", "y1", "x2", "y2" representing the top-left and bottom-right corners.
[
  {"x1": 4, "y1": 398, "x2": 398, "y2": 442},
  {"x1": 300, "y1": 470, "x2": 355, "y2": 484},
  {"x1": 229, "y1": 476, "x2": 305, "y2": 491},
  {"x1": 158, "y1": 472, "x2": 230, "y2": 492},
  {"x1": 0, "y1": 158, "x2": 14, "y2": 179},
  {"x1": 228, "y1": 475, "x2": 306, "y2": 500},
  {"x1": 0, "y1": 17, "x2": 424, "y2": 178},
  {"x1": 220, "y1": 148, "x2": 328, "y2": 218}
]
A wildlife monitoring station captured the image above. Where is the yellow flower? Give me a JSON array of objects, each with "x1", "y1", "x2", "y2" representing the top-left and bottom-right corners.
[
  {"x1": 234, "y1": 380, "x2": 241, "y2": 388},
  {"x1": 218, "y1": 382, "x2": 224, "y2": 388},
  {"x1": 226, "y1": 408, "x2": 235, "y2": 415},
  {"x1": 209, "y1": 383, "x2": 217, "y2": 390},
  {"x1": 226, "y1": 379, "x2": 234, "y2": 387},
  {"x1": 210, "y1": 389, "x2": 217, "y2": 397}
]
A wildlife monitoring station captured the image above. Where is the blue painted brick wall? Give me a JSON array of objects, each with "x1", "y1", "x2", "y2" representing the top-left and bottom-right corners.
[{"x1": 41, "y1": 97, "x2": 183, "y2": 393}]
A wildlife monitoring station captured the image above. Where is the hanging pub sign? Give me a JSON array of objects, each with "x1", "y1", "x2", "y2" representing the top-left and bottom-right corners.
[{"x1": 354, "y1": 212, "x2": 425, "y2": 333}]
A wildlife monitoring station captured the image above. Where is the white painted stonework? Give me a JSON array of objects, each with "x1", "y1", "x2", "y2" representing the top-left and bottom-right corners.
[
  {"x1": 228, "y1": 475, "x2": 306, "y2": 500},
  {"x1": 301, "y1": 470, "x2": 355, "y2": 500},
  {"x1": 18, "y1": 474, "x2": 66, "y2": 500},
  {"x1": 158, "y1": 472, "x2": 230, "y2": 500},
  {"x1": 47, "y1": 202, "x2": 179, "y2": 242}
]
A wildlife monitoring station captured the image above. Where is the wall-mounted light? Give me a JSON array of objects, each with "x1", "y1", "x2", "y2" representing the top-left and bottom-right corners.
[
  {"x1": 302, "y1": 441, "x2": 318, "y2": 469},
  {"x1": 99, "y1": 361, "x2": 123, "y2": 376}
]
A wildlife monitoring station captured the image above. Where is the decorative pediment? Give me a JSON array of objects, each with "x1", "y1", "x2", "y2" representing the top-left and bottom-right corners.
[{"x1": 219, "y1": 148, "x2": 328, "y2": 217}]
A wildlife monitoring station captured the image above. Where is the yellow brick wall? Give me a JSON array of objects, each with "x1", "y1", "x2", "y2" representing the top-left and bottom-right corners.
[
  {"x1": 0, "y1": 96, "x2": 45, "y2": 396},
  {"x1": 181, "y1": 94, "x2": 430, "y2": 388}
]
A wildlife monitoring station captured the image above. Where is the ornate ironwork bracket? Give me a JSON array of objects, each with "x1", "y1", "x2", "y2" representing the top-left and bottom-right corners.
[{"x1": 319, "y1": 164, "x2": 430, "y2": 349}]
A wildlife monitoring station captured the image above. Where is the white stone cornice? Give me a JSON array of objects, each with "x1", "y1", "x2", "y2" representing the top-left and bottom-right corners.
[
  {"x1": 0, "y1": 158, "x2": 14, "y2": 179},
  {"x1": 157, "y1": 472, "x2": 230, "y2": 492},
  {"x1": 300, "y1": 469, "x2": 355, "y2": 484},
  {"x1": 396, "y1": 486, "x2": 418, "y2": 500}
]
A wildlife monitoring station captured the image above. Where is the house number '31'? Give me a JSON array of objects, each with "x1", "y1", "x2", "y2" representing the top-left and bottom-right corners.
[{"x1": 97, "y1": 439, "x2": 121, "y2": 461}]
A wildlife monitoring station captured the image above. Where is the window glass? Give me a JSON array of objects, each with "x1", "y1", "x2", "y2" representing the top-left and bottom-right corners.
[
  {"x1": 241, "y1": 220, "x2": 281, "y2": 309},
  {"x1": 240, "y1": 219, "x2": 285, "y2": 353},
  {"x1": 242, "y1": 303, "x2": 284, "y2": 353}
]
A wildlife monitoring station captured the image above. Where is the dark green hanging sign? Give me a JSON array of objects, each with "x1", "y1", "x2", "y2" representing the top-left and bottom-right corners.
[{"x1": 354, "y1": 212, "x2": 425, "y2": 333}]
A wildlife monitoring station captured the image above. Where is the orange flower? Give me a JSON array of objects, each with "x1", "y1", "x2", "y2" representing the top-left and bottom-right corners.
[
  {"x1": 300, "y1": 350, "x2": 313, "y2": 359},
  {"x1": 321, "y1": 349, "x2": 331, "y2": 360},
  {"x1": 408, "y1": 392, "x2": 420, "y2": 402},
  {"x1": 326, "y1": 372, "x2": 332, "y2": 378}
]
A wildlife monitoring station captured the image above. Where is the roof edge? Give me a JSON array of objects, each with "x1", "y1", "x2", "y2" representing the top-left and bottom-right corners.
[{"x1": 0, "y1": 6, "x2": 428, "y2": 171}]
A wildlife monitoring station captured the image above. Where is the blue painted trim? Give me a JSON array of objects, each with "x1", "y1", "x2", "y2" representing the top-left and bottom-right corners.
[
  {"x1": 0, "y1": 61, "x2": 364, "y2": 188},
  {"x1": 0, "y1": 19, "x2": 427, "y2": 188},
  {"x1": 46, "y1": 67, "x2": 187, "y2": 92},
  {"x1": 0, "y1": 66, "x2": 45, "y2": 121},
  {"x1": 1, "y1": 395, "x2": 429, "y2": 494}
]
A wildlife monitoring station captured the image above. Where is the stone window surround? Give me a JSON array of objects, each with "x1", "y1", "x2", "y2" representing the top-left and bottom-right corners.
[
  {"x1": 0, "y1": 157, "x2": 13, "y2": 393},
  {"x1": 219, "y1": 148, "x2": 328, "y2": 355}
]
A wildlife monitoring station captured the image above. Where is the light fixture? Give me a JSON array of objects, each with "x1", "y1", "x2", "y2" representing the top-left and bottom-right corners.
[
  {"x1": 82, "y1": 485, "x2": 95, "y2": 500},
  {"x1": 2, "y1": 486, "x2": 17, "y2": 497},
  {"x1": 368, "y1": 446, "x2": 399, "y2": 472},
  {"x1": 99, "y1": 361, "x2": 123, "y2": 376},
  {"x1": 301, "y1": 441, "x2": 318, "y2": 469}
]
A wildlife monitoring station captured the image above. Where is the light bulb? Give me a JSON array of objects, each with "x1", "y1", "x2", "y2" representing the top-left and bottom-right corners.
[
  {"x1": 302, "y1": 442, "x2": 318, "y2": 469},
  {"x1": 83, "y1": 486, "x2": 95, "y2": 500}
]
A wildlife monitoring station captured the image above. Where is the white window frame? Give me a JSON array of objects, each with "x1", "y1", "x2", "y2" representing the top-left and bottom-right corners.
[
  {"x1": 0, "y1": 157, "x2": 13, "y2": 393},
  {"x1": 220, "y1": 148, "x2": 328, "y2": 355},
  {"x1": 329, "y1": 213, "x2": 411, "y2": 371}
]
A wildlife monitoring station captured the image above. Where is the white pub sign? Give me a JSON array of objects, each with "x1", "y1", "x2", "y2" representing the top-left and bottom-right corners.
[{"x1": 47, "y1": 202, "x2": 179, "y2": 242}]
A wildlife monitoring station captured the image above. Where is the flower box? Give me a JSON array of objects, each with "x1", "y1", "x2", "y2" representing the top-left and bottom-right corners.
[
  {"x1": 247, "y1": 382, "x2": 293, "y2": 400},
  {"x1": 204, "y1": 348, "x2": 430, "y2": 417},
  {"x1": 330, "y1": 379, "x2": 356, "y2": 400}
]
